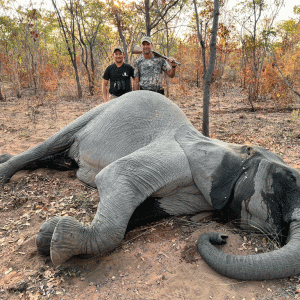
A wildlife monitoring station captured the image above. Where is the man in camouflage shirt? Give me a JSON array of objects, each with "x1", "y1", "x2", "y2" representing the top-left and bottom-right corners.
[{"x1": 133, "y1": 36, "x2": 177, "y2": 95}]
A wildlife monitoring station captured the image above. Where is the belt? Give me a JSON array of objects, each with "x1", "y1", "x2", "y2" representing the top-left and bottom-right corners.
[{"x1": 140, "y1": 87, "x2": 163, "y2": 92}]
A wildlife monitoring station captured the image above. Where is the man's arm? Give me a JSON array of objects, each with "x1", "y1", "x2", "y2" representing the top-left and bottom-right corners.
[
  {"x1": 132, "y1": 61, "x2": 140, "y2": 91},
  {"x1": 132, "y1": 76, "x2": 140, "y2": 91},
  {"x1": 102, "y1": 79, "x2": 109, "y2": 102},
  {"x1": 165, "y1": 57, "x2": 177, "y2": 78}
]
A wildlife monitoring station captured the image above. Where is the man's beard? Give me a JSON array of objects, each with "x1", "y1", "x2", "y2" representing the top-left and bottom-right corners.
[{"x1": 143, "y1": 49, "x2": 151, "y2": 55}]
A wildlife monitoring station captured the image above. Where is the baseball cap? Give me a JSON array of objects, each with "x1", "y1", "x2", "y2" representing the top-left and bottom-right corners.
[
  {"x1": 113, "y1": 46, "x2": 124, "y2": 53},
  {"x1": 141, "y1": 36, "x2": 152, "y2": 44}
]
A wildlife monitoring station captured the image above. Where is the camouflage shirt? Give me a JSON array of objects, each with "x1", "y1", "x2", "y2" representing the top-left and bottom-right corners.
[{"x1": 133, "y1": 56, "x2": 171, "y2": 91}]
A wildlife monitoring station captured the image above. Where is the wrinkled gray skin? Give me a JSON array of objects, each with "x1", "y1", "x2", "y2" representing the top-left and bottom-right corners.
[{"x1": 1, "y1": 91, "x2": 300, "y2": 281}]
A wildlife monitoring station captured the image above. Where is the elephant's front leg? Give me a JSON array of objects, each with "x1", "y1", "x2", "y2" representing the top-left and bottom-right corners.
[
  {"x1": 36, "y1": 216, "x2": 62, "y2": 255},
  {"x1": 49, "y1": 142, "x2": 190, "y2": 265},
  {"x1": 49, "y1": 161, "x2": 156, "y2": 265}
]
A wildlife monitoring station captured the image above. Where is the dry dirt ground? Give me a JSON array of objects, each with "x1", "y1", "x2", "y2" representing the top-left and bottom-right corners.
[{"x1": 0, "y1": 83, "x2": 300, "y2": 300}]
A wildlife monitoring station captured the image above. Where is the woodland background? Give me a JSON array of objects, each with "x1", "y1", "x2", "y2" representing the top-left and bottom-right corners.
[
  {"x1": 1, "y1": 1, "x2": 300, "y2": 299},
  {"x1": 0, "y1": 0, "x2": 299, "y2": 116}
]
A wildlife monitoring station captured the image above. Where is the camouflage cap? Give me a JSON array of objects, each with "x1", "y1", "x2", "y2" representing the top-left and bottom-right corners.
[
  {"x1": 141, "y1": 36, "x2": 152, "y2": 44},
  {"x1": 113, "y1": 46, "x2": 124, "y2": 53}
]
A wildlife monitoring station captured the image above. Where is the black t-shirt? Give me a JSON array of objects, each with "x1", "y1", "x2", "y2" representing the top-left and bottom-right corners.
[{"x1": 103, "y1": 63, "x2": 135, "y2": 96}]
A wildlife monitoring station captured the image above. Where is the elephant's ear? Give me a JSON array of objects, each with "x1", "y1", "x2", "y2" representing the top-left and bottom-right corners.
[{"x1": 175, "y1": 125, "x2": 248, "y2": 209}]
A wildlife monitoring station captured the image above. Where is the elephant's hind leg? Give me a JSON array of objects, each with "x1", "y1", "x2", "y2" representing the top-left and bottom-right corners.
[
  {"x1": 0, "y1": 151, "x2": 77, "y2": 183},
  {"x1": 25, "y1": 151, "x2": 78, "y2": 171}
]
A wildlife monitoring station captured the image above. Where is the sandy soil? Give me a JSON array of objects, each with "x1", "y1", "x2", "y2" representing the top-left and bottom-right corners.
[{"x1": 0, "y1": 84, "x2": 300, "y2": 299}]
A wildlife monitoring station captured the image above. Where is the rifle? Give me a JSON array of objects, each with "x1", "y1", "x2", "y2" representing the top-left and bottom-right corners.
[{"x1": 133, "y1": 45, "x2": 181, "y2": 66}]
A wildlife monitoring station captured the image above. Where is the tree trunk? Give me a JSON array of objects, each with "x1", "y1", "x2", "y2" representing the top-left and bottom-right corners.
[
  {"x1": 13, "y1": 60, "x2": 22, "y2": 98},
  {"x1": 248, "y1": 85, "x2": 255, "y2": 111},
  {"x1": 202, "y1": 0, "x2": 220, "y2": 137},
  {"x1": 73, "y1": 62, "x2": 83, "y2": 99},
  {"x1": 112, "y1": 4, "x2": 129, "y2": 63},
  {"x1": 145, "y1": 0, "x2": 151, "y2": 36},
  {"x1": 165, "y1": 23, "x2": 170, "y2": 97},
  {"x1": 24, "y1": 29, "x2": 34, "y2": 89},
  {"x1": 0, "y1": 60, "x2": 4, "y2": 101},
  {"x1": 0, "y1": 86, "x2": 4, "y2": 101},
  {"x1": 33, "y1": 25, "x2": 41, "y2": 94},
  {"x1": 90, "y1": 44, "x2": 96, "y2": 95},
  {"x1": 193, "y1": 0, "x2": 207, "y2": 76}
]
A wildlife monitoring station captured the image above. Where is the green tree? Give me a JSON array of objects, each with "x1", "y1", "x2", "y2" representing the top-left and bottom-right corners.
[
  {"x1": 0, "y1": 13, "x2": 23, "y2": 97},
  {"x1": 268, "y1": 13, "x2": 300, "y2": 101}
]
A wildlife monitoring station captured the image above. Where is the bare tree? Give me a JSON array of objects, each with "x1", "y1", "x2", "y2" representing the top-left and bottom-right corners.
[
  {"x1": 111, "y1": 0, "x2": 129, "y2": 62},
  {"x1": 75, "y1": 0, "x2": 104, "y2": 95},
  {"x1": 52, "y1": 0, "x2": 83, "y2": 99},
  {"x1": 154, "y1": 2, "x2": 185, "y2": 97},
  {"x1": 135, "y1": 0, "x2": 184, "y2": 36},
  {"x1": 193, "y1": 0, "x2": 209, "y2": 77},
  {"x1": 193, "y1": 0, "x2": 220, "y2": 137}
]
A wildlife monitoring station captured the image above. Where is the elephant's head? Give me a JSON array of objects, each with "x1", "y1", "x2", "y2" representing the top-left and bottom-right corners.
[
  {"x1": 231, "y1": 149, "x2": 300, "y2": 236},
  {"x1": 176, "y1": 125, "x2": 300, "y2": 280}
]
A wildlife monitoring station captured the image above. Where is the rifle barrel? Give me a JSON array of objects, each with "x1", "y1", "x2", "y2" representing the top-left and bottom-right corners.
[{"x1": 152, "y1": 50, "x2": 181, "y2": 66}]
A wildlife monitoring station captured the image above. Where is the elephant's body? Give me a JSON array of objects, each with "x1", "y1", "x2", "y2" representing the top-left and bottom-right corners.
[
  {"x1": 1, "y1": 91, "x2": 300, "y2": 281},
  {"x1": 68, "y1": 91, "x2": 192, "y2": 188}
]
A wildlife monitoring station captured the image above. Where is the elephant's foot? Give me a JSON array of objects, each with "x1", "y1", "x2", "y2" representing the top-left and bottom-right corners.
[
  {"x1": 0, "y1": 161, "x2": 15, "y2": 183},
  {"x1": 50, "y1": 216, "x2": 86, "y2": 266},
  {"x1": 36, "y1": 216, "x2": 62, "y2": 255},
  {"x1": 0, "y1": 171, "x2": 10, "y2": 183}
]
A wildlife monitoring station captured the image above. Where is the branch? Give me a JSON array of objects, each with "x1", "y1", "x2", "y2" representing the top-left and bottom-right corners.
[
  {"x1": 271, "y1": 51, "x2": 300, "y2": 98},
  {"x1": 149, "y1": 0, "x2": 181, "y2": 32},
  {"x1": 193, "y1": 0, "x2": 207, "y2": 74}
]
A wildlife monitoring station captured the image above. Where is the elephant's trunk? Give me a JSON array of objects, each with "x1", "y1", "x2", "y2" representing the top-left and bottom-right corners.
[{"x1": 197, "y1": 221, "x2": 300, "y2": 280}]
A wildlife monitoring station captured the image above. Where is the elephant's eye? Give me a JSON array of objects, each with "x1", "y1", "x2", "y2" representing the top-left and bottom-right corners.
[
  {"x1": 290, "y1": 174, "x2": 296, "y2": 183},
  {"x1": 246, "y1": 147, "x2": 252, "y2": 155}
]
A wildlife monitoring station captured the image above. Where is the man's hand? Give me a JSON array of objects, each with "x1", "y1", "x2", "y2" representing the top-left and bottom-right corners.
[{"x1": 167, "y1": 57, "x2": 176, "y2": 68}]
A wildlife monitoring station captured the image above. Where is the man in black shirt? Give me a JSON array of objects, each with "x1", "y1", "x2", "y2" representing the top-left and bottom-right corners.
[{"x1": 102, "y1": 46, "x2": 135, "y2": 102}]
